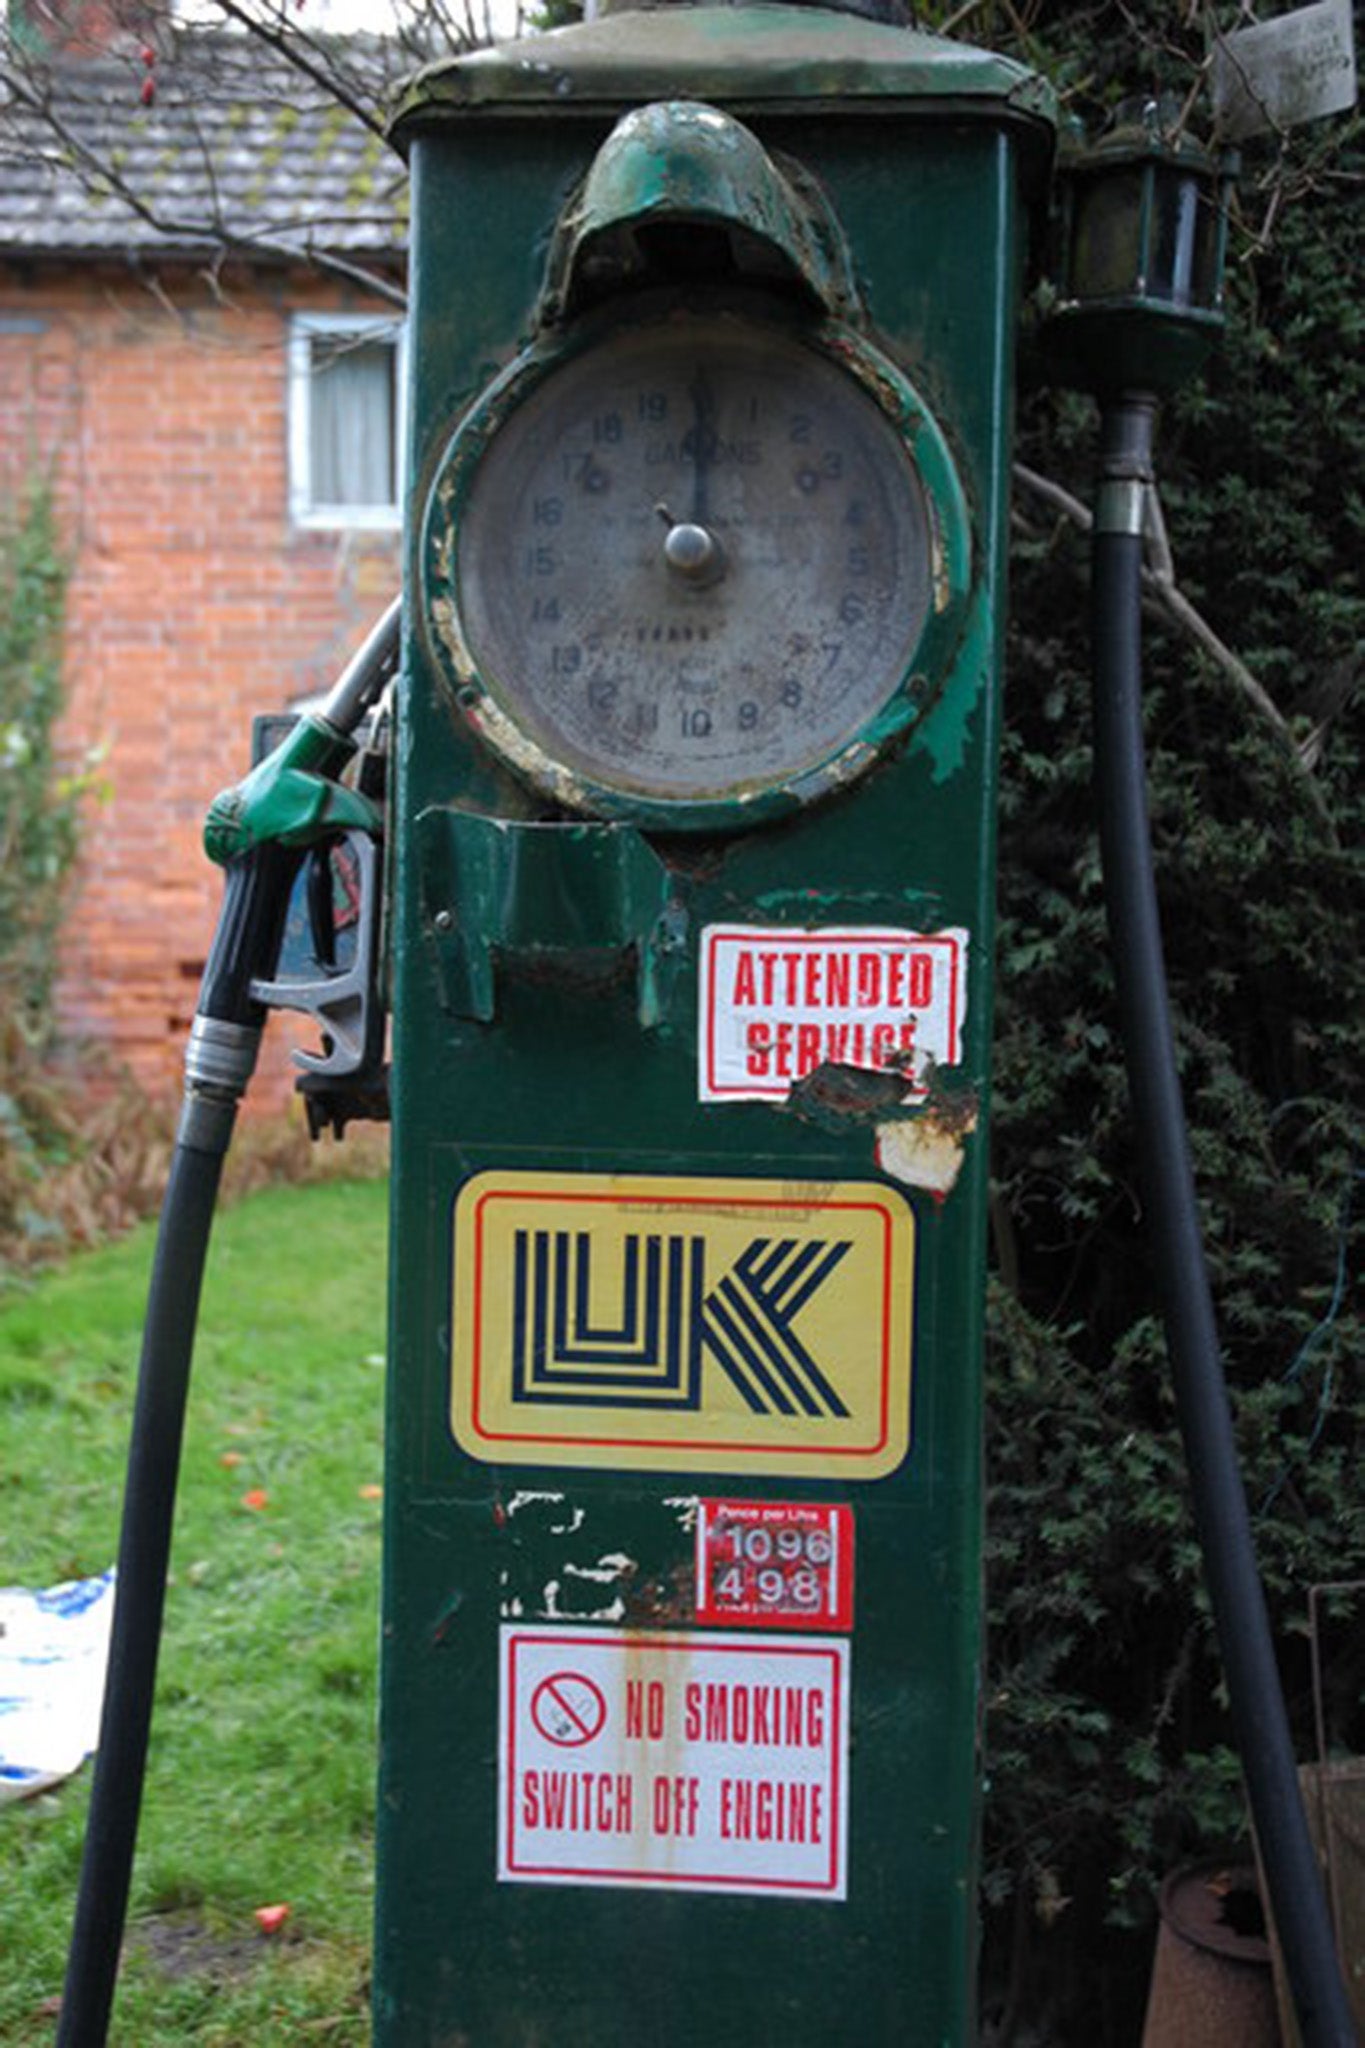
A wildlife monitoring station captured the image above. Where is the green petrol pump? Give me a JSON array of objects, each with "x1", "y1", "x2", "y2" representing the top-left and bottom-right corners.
[
  {"x1": 52, "y1": 6, "x2": 1360, "y2": 2044},
  {"x1": 378, "y1": 7, "x2": 1052, "y2": 2040}
]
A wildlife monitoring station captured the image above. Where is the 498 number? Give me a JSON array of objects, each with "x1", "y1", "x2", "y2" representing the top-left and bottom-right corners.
[{"x1": 697, "y1": 1502, "x2": 852, "y2": 1629}]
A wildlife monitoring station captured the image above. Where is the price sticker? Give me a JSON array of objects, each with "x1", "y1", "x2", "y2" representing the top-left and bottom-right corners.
[{"x1": 696, "y1": 1500, "x2": 854, "y2": 1632}]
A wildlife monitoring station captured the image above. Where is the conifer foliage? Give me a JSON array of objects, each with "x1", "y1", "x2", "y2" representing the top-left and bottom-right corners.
[
  {"x1": 981, "y1": 2, "x2": 1362, "y2": 2031},
  {"x1": 0, "y1": 484, "x2": 81, "y2": 1252}
]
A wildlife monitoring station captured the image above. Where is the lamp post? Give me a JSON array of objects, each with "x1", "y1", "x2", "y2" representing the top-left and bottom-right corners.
[{"x1": 1050, "y1": 96, "x2": 1235, "y2": 396}]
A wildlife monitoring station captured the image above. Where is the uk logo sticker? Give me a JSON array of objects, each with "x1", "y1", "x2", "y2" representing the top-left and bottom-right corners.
[{"x1": 452, "y1": 1172, "x2": 914, "y2": 1477}]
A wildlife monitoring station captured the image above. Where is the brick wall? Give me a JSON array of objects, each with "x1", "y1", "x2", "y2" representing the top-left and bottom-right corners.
[{"x1": 0, "y1": 260, "x2": 402, "y2": 1111}]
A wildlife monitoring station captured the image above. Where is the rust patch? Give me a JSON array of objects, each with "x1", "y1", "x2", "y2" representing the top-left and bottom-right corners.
[
  {"x1": 431, "y1": 1590, "x2": 466, "y2": 1648},
  {"x1": 620, "y1": 1556, "x2": 697, "y2": 1627},
  {"x1": 876, "y1": 1090, "x2": 979, "y2": 1198},
  {"x1": 498, "y1": 1492, "x2": 699, "y2": 1623},
  {"x1": 787, "y1": 1058, "x2": 910, "y2": 1127}
]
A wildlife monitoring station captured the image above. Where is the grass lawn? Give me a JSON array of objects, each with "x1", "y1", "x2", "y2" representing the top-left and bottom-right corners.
[{"x1": 1, "y1": 1177, "x2": 389, "y2": 2045}]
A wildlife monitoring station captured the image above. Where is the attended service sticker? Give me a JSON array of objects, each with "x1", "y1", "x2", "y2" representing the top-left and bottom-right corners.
[{"x1": 699, "y1": 924, "x2": 968, "y2": 1103}]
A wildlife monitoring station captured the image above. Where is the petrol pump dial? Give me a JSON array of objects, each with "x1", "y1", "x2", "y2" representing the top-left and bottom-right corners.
[{"x1": 424, "y1": 307, "x2": 971, "y2": 823}]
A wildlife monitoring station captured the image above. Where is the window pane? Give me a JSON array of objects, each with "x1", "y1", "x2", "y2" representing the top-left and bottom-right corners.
[{"x1": 309, "y1": 335, "x2": 395, "y2": 508}]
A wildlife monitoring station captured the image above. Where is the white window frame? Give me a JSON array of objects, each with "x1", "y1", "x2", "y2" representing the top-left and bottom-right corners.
[{"x1": 288, "y1": 311, "x2": 407, "y2": 532}]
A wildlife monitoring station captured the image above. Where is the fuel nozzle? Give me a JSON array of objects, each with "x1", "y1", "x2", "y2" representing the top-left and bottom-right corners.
[{"x1": 183, "y1": 599, "x2": 399, "y2": 1138}]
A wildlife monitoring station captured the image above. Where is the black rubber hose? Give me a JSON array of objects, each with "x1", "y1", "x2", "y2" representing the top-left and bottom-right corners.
[
  {"x1": 54, "y1": 1128, "x2": 230, "y2": 2048},
  {"x1": 55, "y1": 603, "x2": 398, "y2": 2044},
  {"x1": 55, "y1": 844, "x2": 313, "y2": 2045},
  {"x1": 1091, "y1": 397, "x2": 1355, "y2": 2048}
]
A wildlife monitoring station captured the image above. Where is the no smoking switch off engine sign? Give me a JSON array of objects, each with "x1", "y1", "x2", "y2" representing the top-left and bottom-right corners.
[{"x1": 500, "y1": 1627, "x2": 851, "y2": 1899}]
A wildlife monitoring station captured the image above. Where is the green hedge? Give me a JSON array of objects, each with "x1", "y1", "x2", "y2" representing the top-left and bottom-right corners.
[
  {"x1": 0, "y1": 480, "x2": 82, "y2": 1254},
  {"x1": 980, "y1": 9, "x2": 1363, "y2": 2030}
]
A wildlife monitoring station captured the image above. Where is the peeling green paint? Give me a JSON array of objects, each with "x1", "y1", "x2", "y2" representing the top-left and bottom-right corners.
[
  {"x1": 543, "y1": 99, "x2": 861, "y2": 322},
  {"x1": 914, "y1": 585, "x2": 994, "y2": 784}
]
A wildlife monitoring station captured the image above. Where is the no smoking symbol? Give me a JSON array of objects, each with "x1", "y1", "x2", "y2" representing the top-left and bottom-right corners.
[{"x1": 530, "y1": 1671, "x2": 607, "y2": 1748}]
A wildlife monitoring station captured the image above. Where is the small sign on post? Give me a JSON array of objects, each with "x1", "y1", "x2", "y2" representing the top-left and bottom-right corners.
[
  {"x1": 696, "y1": 1500, "x2": 856, "y2": 1631},
  {"x1": 1211, "y1": 0, "x2": 1357, "y2": 138},
  {"x1": 698, "y1": 924, "x2": 968, "y2": 1103},
  {"x1": 499, "y1": 1626, "x2": 851, "y2": 1900}
]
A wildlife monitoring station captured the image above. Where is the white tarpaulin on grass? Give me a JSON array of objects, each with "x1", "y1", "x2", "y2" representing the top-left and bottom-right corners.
[{"x1": 0, "y1": 1572, "x2": 115, "y2": 1804}]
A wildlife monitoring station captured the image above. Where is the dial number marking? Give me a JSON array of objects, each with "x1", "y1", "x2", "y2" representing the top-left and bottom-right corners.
[{"x1": 448, "y1": 316, "x2": 939, "y2": 804}]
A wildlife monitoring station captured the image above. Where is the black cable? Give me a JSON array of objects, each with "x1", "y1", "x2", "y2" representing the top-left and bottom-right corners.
[
  {"x1": 55, "y1": 1127, "x2": 232, "y2": 2048},
  {"x1": 56, "y1": 842, "x2": 305, "y2": 2045},
  {"x1": 54, "y1": 603, "x2": 397, "y2": 2044},
  {"x1": 1091, "y1": 396, "x2": 1355, "y2": 2048}
]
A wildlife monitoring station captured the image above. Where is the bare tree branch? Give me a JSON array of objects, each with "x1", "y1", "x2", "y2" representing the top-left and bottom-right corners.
[
  {"x1": 210, "y1": 0, "x2": 391, "y2": 137},
  {"x1": 1012, "y1": 459, "x2": 1335, "y2": 827},
  {"x1": 0, "y1": 17, "x2": 411, "y2": 306}
]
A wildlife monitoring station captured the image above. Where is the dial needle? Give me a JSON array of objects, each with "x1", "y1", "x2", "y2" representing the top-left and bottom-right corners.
[{"x1": 688, "y1": 371, "x2": 714, "y2": 526}]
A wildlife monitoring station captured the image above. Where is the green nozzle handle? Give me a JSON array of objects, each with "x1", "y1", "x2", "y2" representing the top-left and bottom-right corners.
[{"x1": 189, "y1": 598, "x2": 399, "y2": 1089}]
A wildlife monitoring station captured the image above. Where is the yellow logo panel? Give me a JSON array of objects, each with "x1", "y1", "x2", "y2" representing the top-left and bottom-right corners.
[{"x1": 451, "y1": 1171, "x2": 914, "y2": 1478}]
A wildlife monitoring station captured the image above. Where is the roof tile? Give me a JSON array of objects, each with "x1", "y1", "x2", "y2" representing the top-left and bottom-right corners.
[{"x1": 0, "y1": 28, "x2": 408, "y2": 260}]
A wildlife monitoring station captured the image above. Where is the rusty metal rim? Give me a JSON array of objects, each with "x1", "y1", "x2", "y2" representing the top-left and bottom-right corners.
[{"x1": 1158, "y1": 1860, "x2": 1273, "y2": 1966}]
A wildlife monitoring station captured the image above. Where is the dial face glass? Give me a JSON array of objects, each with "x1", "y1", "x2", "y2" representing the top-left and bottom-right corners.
[{"x1": 449, "y1": 315, "x2": 935, "y2": 805}]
